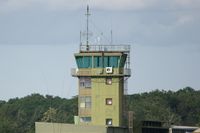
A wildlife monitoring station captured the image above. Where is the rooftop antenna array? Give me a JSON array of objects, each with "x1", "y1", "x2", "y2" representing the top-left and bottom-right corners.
[
  {"x1": 86, "y1": 5, "x2": 90, "y2": 50},
  {"x1": 79, "y1": 5, "x2": 91, "y2": 51}
]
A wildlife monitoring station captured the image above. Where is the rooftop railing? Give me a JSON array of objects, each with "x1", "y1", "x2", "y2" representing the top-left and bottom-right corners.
[{"x1": 80, "y1": 45, "x2": 130, "y2": 52}]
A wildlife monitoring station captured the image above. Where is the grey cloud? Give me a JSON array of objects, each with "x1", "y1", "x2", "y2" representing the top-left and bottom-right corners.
[{"x1": 1, "y1": 0, "x2": 200, "y2": 12}]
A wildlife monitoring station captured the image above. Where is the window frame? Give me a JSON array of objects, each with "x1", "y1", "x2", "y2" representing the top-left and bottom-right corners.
[
  {"x1": 79, "y1": 96, "x2": 91, "y2": 109},
  {"x1": 105, "y1": 98, "x2": 113, "y2": 105},
  {"x1": 79, "y1": 77, "x2": 91, "y2": 89},
  {"x1": 106, "y1": 77, "x2": 112, "y2": 85},
  {"x1": 80, "y1": 117, "x2": 92, "y2": 123},
  {"x1": 106, "y1": 118, "x2": 113, "y2": 126}
]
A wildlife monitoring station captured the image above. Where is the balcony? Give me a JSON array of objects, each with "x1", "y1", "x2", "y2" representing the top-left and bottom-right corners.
[{"x1": 71, "y1": 68, "x2": 131, "y2": 77}]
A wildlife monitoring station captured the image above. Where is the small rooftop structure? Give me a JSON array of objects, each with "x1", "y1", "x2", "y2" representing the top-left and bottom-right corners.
[
  {"x1": 171, "y1": 125, "x2": 199, "y2": 130},
  {"x1": 170, "y1": 125, "x2": 199, "y2": 133},
  {"x1": 141, "y1": 121, "x2": 199, "y2": 133},
  {"x1": 142, "y1": 120, "x2": 169, "y2": 133}
]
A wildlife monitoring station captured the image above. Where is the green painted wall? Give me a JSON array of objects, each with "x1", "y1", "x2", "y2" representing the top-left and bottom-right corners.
[
  {"x1": 91, "y1": 77, "x2": 124, "y2": 126},
  {"x1": 75, "y1": 52, "x2": 126, "y2": 127}
]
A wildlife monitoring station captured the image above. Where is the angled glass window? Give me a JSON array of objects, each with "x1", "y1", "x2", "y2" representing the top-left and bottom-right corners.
[
  {"x1": 104, "y1": 56, "x2": 109, "y2": 67},
  {"x1": 75, "y1": 56, "x2": 83, "y2": 68},
  {"x1": 94, "y1": 56, "x2": 103, "y2": 68},
  {"x1": 83, "y1": 56, "x2": 92, "y2": 68},
  {"x1": 109, "y1": 56, "x2": 119, "y2": 68},
  {"x1": 103, "y1": 56, "x2": 119, "y2": 68},
  {"x1": 119, "y1": 54, "x2": 127, "y2": 68},
  {"x1": 75, "y1": 56, "x2": 92, "y2": 68}
]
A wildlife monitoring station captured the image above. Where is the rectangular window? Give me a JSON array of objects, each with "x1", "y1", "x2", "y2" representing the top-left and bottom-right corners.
[
  {"x1": 106, "y1": 119, "x2": 112, "y2": 126},
  {"x1": 85, "y1": 96, "x2": 91, "y2": 108},
  {"x1": 79, "y1": 96, "x2": 91, "y2": 108},
  {"x1": 106, "y1": 98, "x2": 112, "y2": 105},
  {"x1": 106, "y1": 77, "x2": 112, "y2": 85},
  {"x1": 80, "y1": 117, "x2": 91, "y2": 123},
  {"x1": 80, "y1": 97, "x2": 86, "y2": 108},
  {"x1": 79, "y1": 77, "x2": 91, "y2": 88}
]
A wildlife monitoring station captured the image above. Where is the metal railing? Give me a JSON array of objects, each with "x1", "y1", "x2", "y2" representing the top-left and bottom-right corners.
[
  {"x1": 71, "y1": 68, "x2": 131, "y2": 77},
  {"x1": 123, "y1": 69, "x2": 131, "y2": 76},
  {"x1": 80, "y1": 45, "x2": 130, "y2": 52}
]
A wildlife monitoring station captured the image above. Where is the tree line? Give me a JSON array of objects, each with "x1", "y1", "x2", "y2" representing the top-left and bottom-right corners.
[{"x1": 0, "y1": 87, "x2": 199, "y2": 133}]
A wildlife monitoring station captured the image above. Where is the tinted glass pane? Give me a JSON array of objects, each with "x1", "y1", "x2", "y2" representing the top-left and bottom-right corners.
[
  {"x1": 103, "y1": 56, "x2": 119, "y2": 68},
  {"x1": 83, "y1": 56, "x2": 92, "y2": 68},
  {"x1": 76, "y1": 56, "x2": 92, "y2": 68},
  {"x1": 104, "y1": 56, "x2": 109, "y2": 67},
  {"x1": 110, "y1": 56, "x2": 119, "y2": 68},
  {"x1": 94, "y1": 56, "x2": 103, "y2": 68},
  {"x1": 75, "y1": 56, "x2": 83, "y2": 68},
  {"x1": 119, "y1": 54, "x2": 127, "y2": 68}
]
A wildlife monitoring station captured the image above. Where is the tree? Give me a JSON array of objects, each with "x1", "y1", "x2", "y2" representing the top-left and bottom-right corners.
[{"x1": 41, "y1": 107, "x2": 57, "y2": 122}]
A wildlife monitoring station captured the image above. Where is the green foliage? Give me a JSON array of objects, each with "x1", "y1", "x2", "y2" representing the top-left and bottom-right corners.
[
  {"x1": 0, "y1": 87, "x2": 200, "y2": 133},
  {"x1": 41, "y1": 107, "x2": 57, "y2": 122},
  {"x1": 127, "y1": 87, "x2": 200, "y2": 133},
  {"x1": 0, "y1": 94, "x2": 77, "y2": 133}
]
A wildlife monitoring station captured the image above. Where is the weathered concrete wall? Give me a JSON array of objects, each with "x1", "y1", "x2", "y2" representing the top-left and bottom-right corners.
[{"x1": 35, "y1": 122, "x2": 107, "y2": 133}]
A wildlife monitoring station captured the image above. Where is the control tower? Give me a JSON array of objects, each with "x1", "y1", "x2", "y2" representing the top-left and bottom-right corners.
[
  {"x1": 35, "y1": 5, "x2": 132, "y2": 133},
  {"x1": 71, "y1": 5, "x2": 131, "y2": 127},
  {"x1": 72, "y1": 44, "x2": 131, "y2": 126}
]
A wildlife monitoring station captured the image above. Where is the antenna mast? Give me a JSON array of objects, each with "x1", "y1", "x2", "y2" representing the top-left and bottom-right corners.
[
  {"x1": 111, "y1": 30, "x2": 113, "y2": 44},
  {"x1": 86, "y1": 5, "x2": 90, "y2": 48}
]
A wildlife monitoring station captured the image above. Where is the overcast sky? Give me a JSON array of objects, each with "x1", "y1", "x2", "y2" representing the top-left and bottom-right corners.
[{"x1": 0, "y1": 0, "x2": 200, "y2": 100}]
